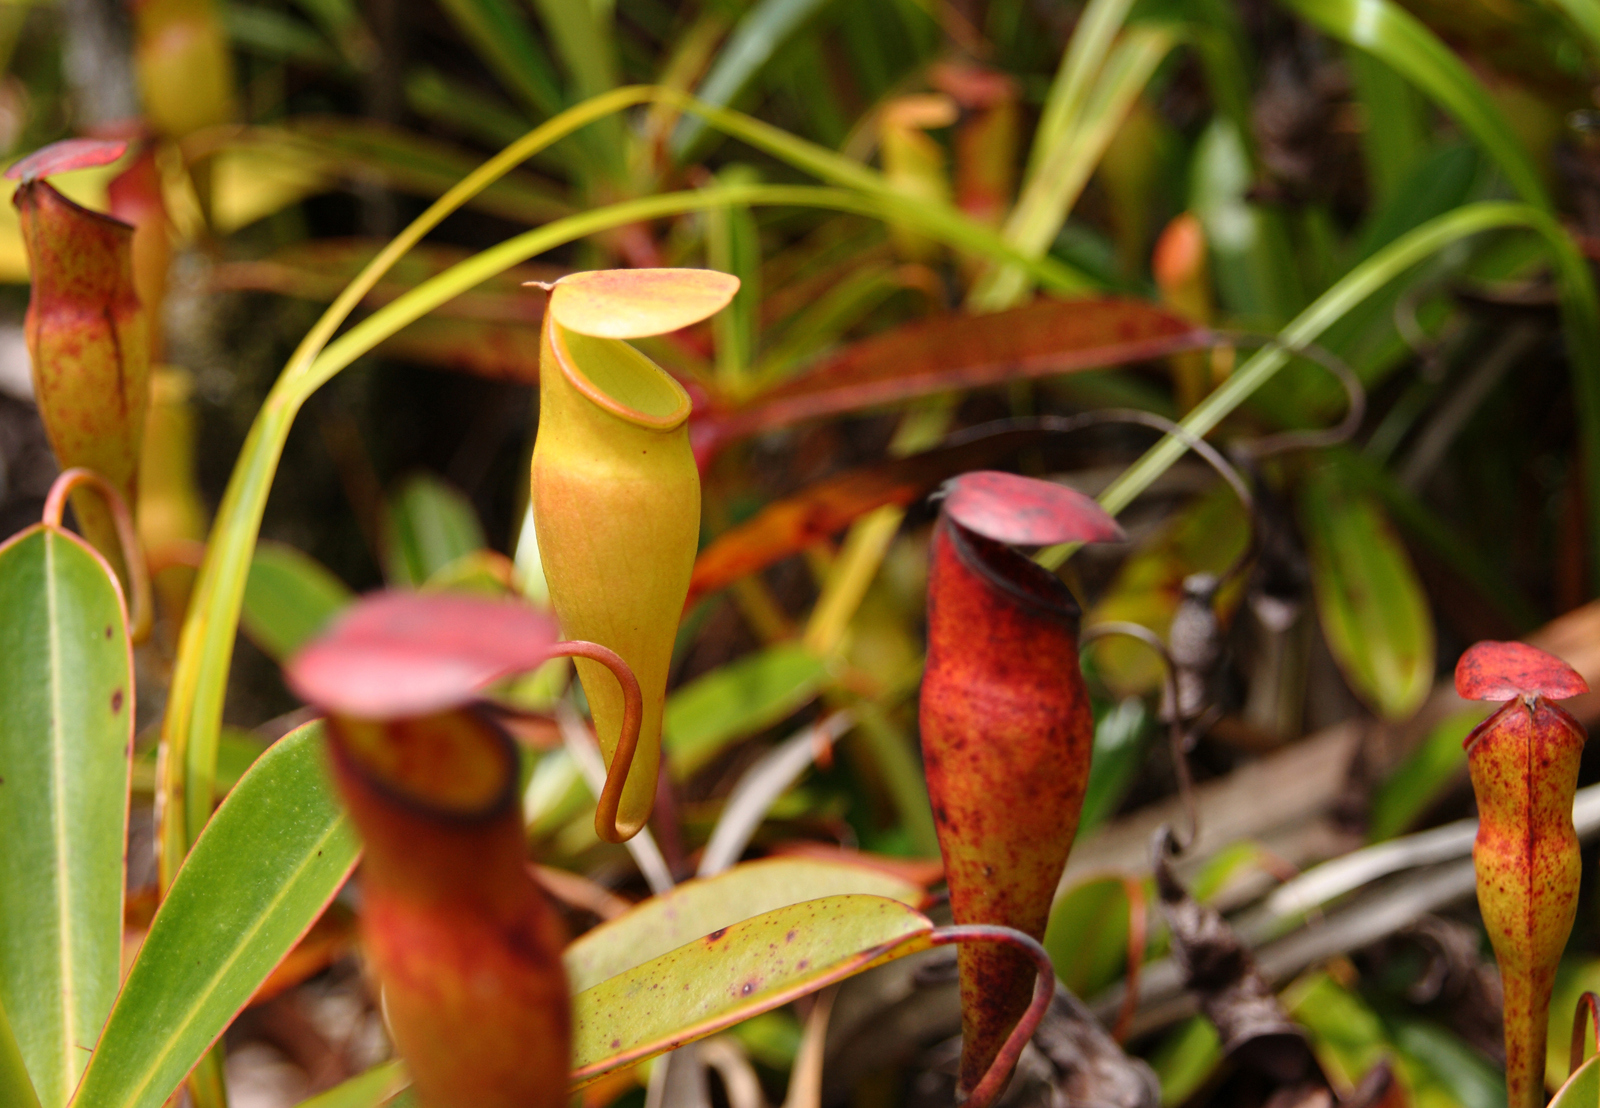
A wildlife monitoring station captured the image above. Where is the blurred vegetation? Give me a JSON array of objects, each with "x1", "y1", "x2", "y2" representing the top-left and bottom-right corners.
[{"x1": 9, "y1": 0, "x2": 1600, "y2": 1104}]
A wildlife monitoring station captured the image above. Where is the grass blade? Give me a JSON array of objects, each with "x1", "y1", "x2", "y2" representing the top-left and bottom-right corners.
[{"x1": 1279, "y1": 0, "x2": 1550, "y2": 209}]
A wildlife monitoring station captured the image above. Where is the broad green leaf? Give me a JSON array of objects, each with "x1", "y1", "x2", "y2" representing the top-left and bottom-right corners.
[
  {"x1": 1345, "y1": 46, "x2": 1427, "y2": 210},
  {"x1": 1389, "y1": 1017, "x2": 1504, "y2": 1108},
  {"x1": 0, "y1": 997, "x2": 39, "y2": 1108},
  {"x1": 382, "y1": 474, "x2": 486, "y2": 588},
  {"x1": 1278, "y1": 0, "x2": 1549, "y2": 209},
  {"x1": 0, "y1": 526, "x2": 131, "y2": 1108},
  {"x1": 664, "y1": 644, "x2": 830, "y2": 779},
  {"x1": 241, "y1": 541, "x2": 352, "y2": 662},
  {"x1": 564, "y1": 857, "x2": 925, "y2": 993},
  {"x1": 571, "y1": 895, "x2": 933, "y2": 1085},
  {"x1": 1044, "y1": 877, "x2": 1137, "y2": 1000},
  {"x1": 295, "y1": 1060, "x2": 409, "y2": 1108},
  {"x1": 1148, "y1": 1016, "x2": 1222, "y2": 1106},
  {"x1": 1299, "y1": 466, "x2": 1435, "y2": 720},
  {"x1": 1548, "y1": 1050, "x2": 1600, "y2": 1101},
  {"x1": 1367, "y1": 710, "x2": 1479, "y2": 841},
  {"x1": 74, "y1": 722, "x2": 358, "y2": 1108},
  {"x1": 1077, "y1": 697, "x2": 1153, "y2": 836},
  {"x1": 1283, "y1": 972, "x2": 1393, "y2": 1093}
]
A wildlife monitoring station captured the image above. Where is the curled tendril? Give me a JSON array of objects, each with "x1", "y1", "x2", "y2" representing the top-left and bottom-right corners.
[
  {"x1": 944, "y1": 409, "x2": 1257, "y2": 587},
  {"x1": 924, "y1": 924, "x2": 1057, "y2": 1108},
  {"x1": 42, "y1": 467, "x2": 152, "y2": 644},
  {"x1": 1573, "y1": 991, "x2": 1600, "y2": 1078},
  {"x1": 1218, "y1": 332, "x2": 1367, "y2": 459},
  {"x1": 544, "y1": 640, "x2": 643, "y2": 844}
]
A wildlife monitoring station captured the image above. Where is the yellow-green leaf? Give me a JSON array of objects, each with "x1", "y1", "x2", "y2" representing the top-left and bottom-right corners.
[
  {"x1": 1300, "y1": 465, "x2": 1434, "y2": 720},
  {"x1": 564, "y1": 857, "x2": 924, "y2": 992},
  {"x1": 571, "y1": 895, "x2": 933, "y2": 1085}
]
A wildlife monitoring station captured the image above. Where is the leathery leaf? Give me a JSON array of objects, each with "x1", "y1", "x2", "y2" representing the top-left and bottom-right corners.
[
  {"x1": 72, "y1": 722, "x2": 359, "y2": 1108},
  {"x1": 565, "y1": 857, "x2": 925, "y2": 992},
  {"x1": 571, "y1": 895, "x2": 933, "y2": 1085},
  {"x1": 0, "y1": 525, "x2": 131, "y2": 1108},
  {"x1": 1299, "y1": 465, "x2": 1434, "y2": 720}
]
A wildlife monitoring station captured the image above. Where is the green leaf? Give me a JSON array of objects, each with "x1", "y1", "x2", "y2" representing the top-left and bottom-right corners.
[
  {"x1": 1077, "y1": 697, "x2": 1153, "y2": 836},
  {"x1": 1366, "y1": 710, "x2": 1478, "y2": 840},
  {"x1": 571, "y1": 895, "x2": 933, "y2": 1086},
  {"x1": 294, "y1": 1060, "x2": 409, "y2": 1108},
  {"x1": 0, "y1": 526, "x2": 131, "y2": 1108},
  {"x1": 564, "y1": 856, "x2": 925, "y2": 993},
  {"x1": 1044, "y1": 877, "x2": 1137, "y2": 1000},
  {"x1": 240, "y1": 541, "x2": 352, "y2": 662},
  {"x1": 382, "y1": 474, "x2": 486, "y2": 588},
  {"x1": 1148, "y1": 1016, "x2": 1222, "y2": 1106},
  {"x1": 0, "y1": 997, "x2": 39, "y2": 1108},
  {"x1": 664, "y1": 644, "x2": 830, "y2": 779},
  {"x1": 74, "y1": 722, "x2": 358, "y2": 1108},
  {"x1": 1299, "y1": 465, "x2": 1434, "y2": 720},
  {"x1": 1345, "y1": 46, "x2": 1428, "y2": 209},
  {"x1": 672, "y1": 0, "x2": 832, "y2": 159},
  {"x1": 1278, "y1": 0, "x2": 1549, "y2": 209},
  {"x1": 1188, "y1": 118, "x2": 1303, "y2": 325}
]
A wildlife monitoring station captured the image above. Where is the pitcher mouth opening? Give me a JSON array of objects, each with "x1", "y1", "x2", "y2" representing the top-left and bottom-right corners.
[
  {"x1": 942, "y1": 516, "x2": 1082, "y2": 628},
  {"x1": 327, "y1": 707, "x2": 520, "y2": 825},
  {"x1": 548, "y1": 315, "x2": 691, "y2": 431}
]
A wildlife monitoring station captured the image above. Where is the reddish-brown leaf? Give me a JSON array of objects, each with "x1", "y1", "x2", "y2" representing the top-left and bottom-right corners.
[
  {"x1": 696, "y1": 297, "x2": 1208, "y2": 454},
  {"x1": 5, "y1": 138, "x2": 128, "y2": 181},
  {"x1": 686, "y1": 430, "x2": 1056, "y2": 607},
  {"x1": 941, "y1": 471, "x2": 1124, "y2": 547},
  {"x1": 1456, "y1": 640, "x2": 1589, "y2": 702},
  {"x1": 285, "y1": 591, "x2": 560, "y2": 719}
]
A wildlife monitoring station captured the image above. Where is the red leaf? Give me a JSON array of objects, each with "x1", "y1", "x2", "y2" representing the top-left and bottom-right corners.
[
  {"x1": 941, "y1": 471, "x2": 1124, "y2": 546},
  {"x1": 1455, "y1": 640, "x2": 1589, "y2": 702},
  {"x1": 696, "y1": 297, "x2": 1207, "y2": 454},
  {"x1": 5, "y1": 139, "x2": 128, "y2": 181},
  {"x1": 686, "y1": 430, "x2": 1056, "y2": 607},
  {"x1": 285, "y1": 592, "x2": 560, "y2": 719}
]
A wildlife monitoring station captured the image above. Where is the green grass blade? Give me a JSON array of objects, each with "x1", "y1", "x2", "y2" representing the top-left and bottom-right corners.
[
  {"x1": 671, "y1": 0, "x2": 833, "y2": 158},
  {"x1": 0, "y1": 527, "x2": 131, "y2": 1108},
  {"x1": 74, "y1": 722, "x2": 358, "y2": 1108},
  {"x1": 970, "y1": 23, "x2": 1176, "y2": 310},
  {"x1": 1041, "y1": 202, "x2": 1600, "y2": 581},
  {"x1": 1346, "y1": 45, "x2": 1428, "y2": 208},
  {"x1": 1031, "y1": 0, "x2": 1139, "y2": 172},
  {"x1": 1278, "y1": 0, "x2": 1550, "y2": 209},
  {"x1": 0, "y1": 997, "x2": 40, "y2": 1108}
]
